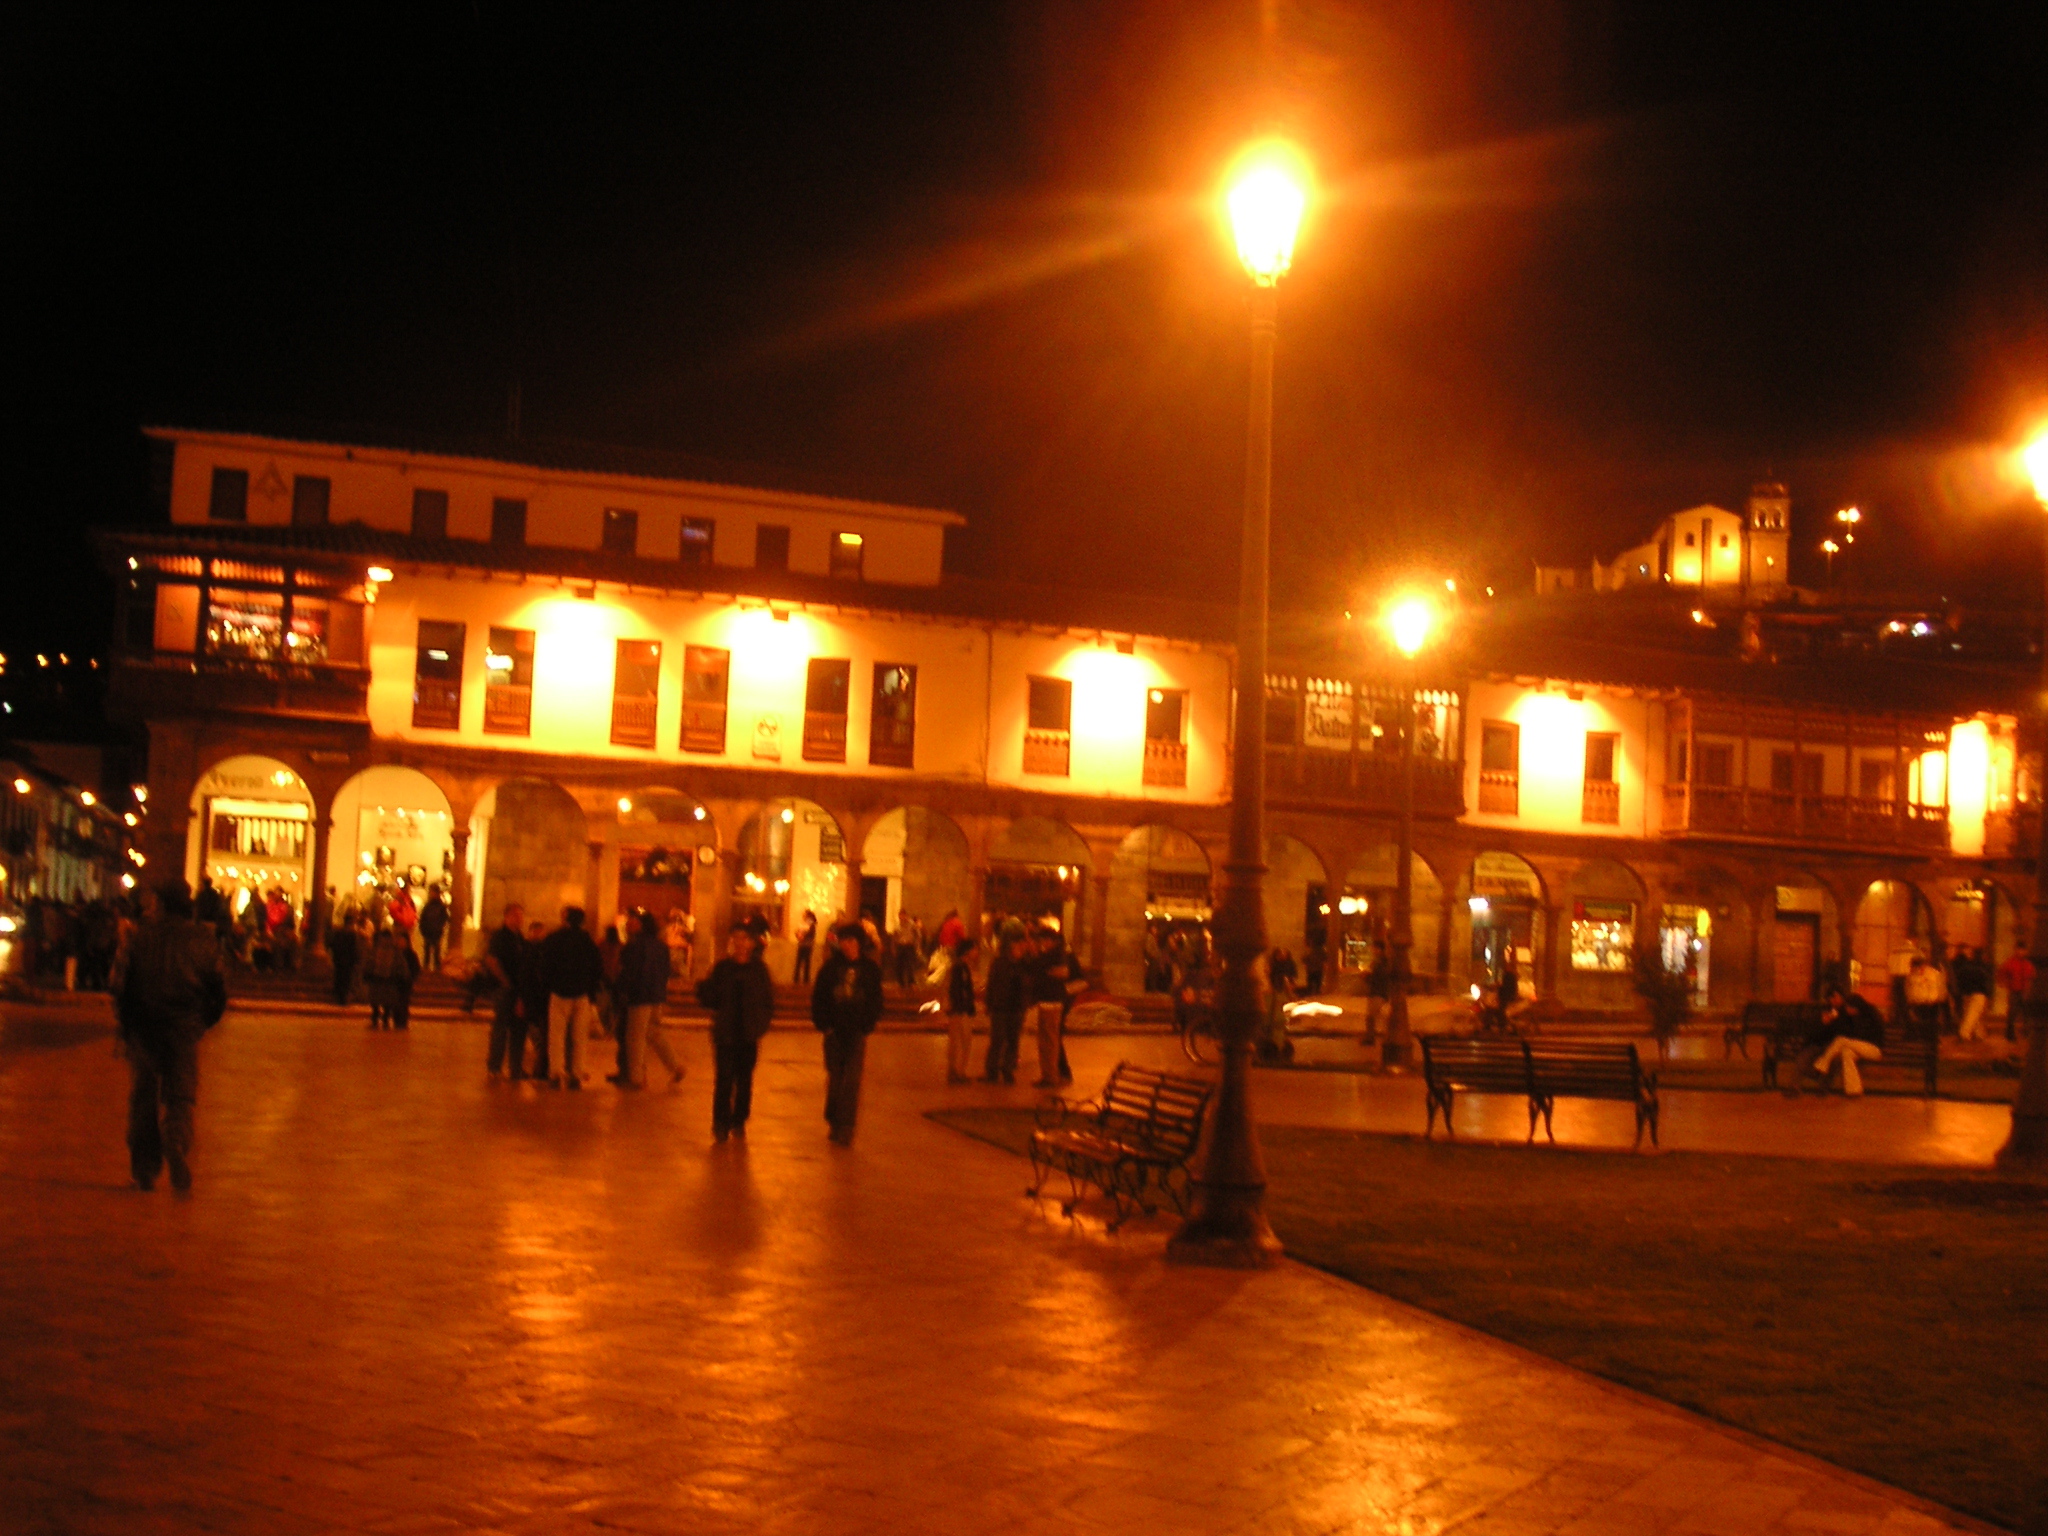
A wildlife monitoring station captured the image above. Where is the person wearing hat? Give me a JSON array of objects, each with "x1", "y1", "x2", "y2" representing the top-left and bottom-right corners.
[
  {"x1": 811, "y1": 921, "x2": 884, "y2": 1143},
  {"x1": 116, "y1": 879, "x2": 228, "y2": 1192}
]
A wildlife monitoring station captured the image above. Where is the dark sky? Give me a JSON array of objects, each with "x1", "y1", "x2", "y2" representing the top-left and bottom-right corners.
[{"x1": 9, "y1": 1, "x2": 2048, "y2": 665}]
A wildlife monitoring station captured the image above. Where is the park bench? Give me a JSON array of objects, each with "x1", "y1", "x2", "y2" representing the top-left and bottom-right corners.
[
  {"x1": 1422, "y1": 1036, "x2": 1661, "y2": 1148},
  {"x1": 1028, "y1": 1061, "x2": 1213, "y2": 1231},
  {"x1": 1728, "y1": 1001, "x2": 1937, "y2": 1095},
  {"x1": 1725, "y1": 1000, "x2": 1816, "y2": 1060}
]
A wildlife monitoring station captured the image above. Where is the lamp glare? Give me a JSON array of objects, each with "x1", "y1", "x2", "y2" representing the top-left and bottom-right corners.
[{"x1": 1226, "y1": 142, "x2": 1308, "y2": 286}]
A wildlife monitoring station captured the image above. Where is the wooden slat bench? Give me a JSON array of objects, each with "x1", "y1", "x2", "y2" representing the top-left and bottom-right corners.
[
  {"x1": 1028, "y1": 1061, "x2": 1213, "y2": 1230},
  {"x1": 1771, "y1": 1024, "x2": 1939, "y2": 1097},
  {"x1": 1422, "y1": 1036, "x2": 1661, "y2": 1148}
]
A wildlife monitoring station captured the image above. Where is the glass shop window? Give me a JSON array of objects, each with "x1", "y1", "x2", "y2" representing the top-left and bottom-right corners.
[
  {"x1": 679, "y1": 517, "x2": 714, "y2": 566},
  {"x1": 803, "y1": 657, "x2": 850, "y2": 763},
  {"x1": 483, "y1": 626, "x2": 535, "y2": 736},
  {"x1": 681, "y1": 645, "x2": 730, "y2": 753},
  {"x1": 412, "y1": 620, "x2": 465, "y2": 730},
  {"x1": 830, "y1": 531, "x2": 865, "y2": 580},
  {"x1": 869, "y1": 662, "x2": 916, "y2": 768},
  {"x1": 1570, "y1": 900, "x2": 1635, "y2": 972},
  {"x1": 610, "y1": 640, "x2": 662, "y2": 749}
]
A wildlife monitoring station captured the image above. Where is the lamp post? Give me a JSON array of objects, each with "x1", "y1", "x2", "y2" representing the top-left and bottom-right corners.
[
  {"x1": 1821, "y1": 538, "x2": 1840, "y2": 586},
  {"x1": 1167, "y1": 142, "x2": 1306, "y2": 1268},
  {"x1": 1998, "y1": 431, "x2": 2048, "y2": 1170},
  {"x1": 1381, "y1": 597, "x2": 1434, "y2": 1068}
]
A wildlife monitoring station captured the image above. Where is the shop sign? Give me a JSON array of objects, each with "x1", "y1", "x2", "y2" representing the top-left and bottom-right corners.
[
  {"x1": 1302, "y1": 690, "x2": 1354, "y2": 751},
  {"x1": 1472, "y1": 852, "x2": 1540, "y2": 900}
]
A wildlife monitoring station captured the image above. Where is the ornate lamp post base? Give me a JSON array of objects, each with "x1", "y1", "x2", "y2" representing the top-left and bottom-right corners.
[{"x1": 1166, "y1": 1203, "x2": 1285, "y2": 1267}]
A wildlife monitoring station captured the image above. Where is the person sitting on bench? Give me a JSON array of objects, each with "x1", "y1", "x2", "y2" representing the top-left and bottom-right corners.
[{"x1": 1793, "y1": 986, "x2": 1885, "y2": 1097}]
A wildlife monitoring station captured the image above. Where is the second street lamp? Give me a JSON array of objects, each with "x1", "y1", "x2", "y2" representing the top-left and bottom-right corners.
[
  {"x1": 1381, "y1": 595, "x2": 1435, "y2": 1068},
  {"x1": 1168, "y1": 140, "x2": 1307, "y2": 1269}
]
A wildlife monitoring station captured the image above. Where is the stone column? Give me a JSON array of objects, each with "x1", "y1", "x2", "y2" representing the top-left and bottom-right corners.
[
  {"x1": 1089, "y1": 872, "x2": 1111, "y2": 980},
  {"x1": 843, "y1": 857, "x2": 865, "y2": 929},
  {"x1": 307, "y1": 797, "x2": 333, "y2": 953},
  {"x1": 448, "y1": 827, "x2": 472, "y2": 955},
  {"x1": 585, "y1": 839, "x2": 605, "y2": 924},
  {"x1": 968, "y1": 865, "x2": 988, "y2": 940}
]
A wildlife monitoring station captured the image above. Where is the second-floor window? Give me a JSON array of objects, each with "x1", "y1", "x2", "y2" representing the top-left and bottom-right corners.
[
  {"x1": 1771, "y1": 750, "x2": 1824, "y2": 797},
  {"x1": 602, "y1": 508, "x2": 639, "y2": 555},
  {"x1": 1696, "y1": 742, "x2": 1734, "y2": 787},
  {"x1": 681, "y1": 644, "x2": 730, "y2": 753},
  {"x1": 679, "y1": 517, "x2": 714, "y2": 566},
  {"x1": 1859, "y1": 758, "x2": 1895, "y2": 803},
  {"x1": 291, "y1": 476, "x2": 330, "y2": 527},
  {"x1": 1024, "y1": 675, "x2": 1072, "y2": 776},
  {"x1": 756, "y1": 524, "x2": 790, "y2": 571},
  {"x1": 482, "y1": 626, "x2": 534, "y2": 736},
  {"x1": 1583, "y1": 731, "x2": 1619, "y2": 824},
  {"x1": 411, "y1": 488, "x2": 449, "y2": 539},
  {"x1": 1144, "y1": 687, "x2": 1188, "y2": 789},
  {"x1": 831, "y1": 531, "x2": 864, "y2": 580},
  {"x1": 610, "y1": 640, "x2": 661, "y2": 749},
  {"x1": 869, "y1": 663, "x2": 916, "y2": 767},
  {"x1": 208, "y1": 468, "x2": 248, "y2": 522},
  {"x1": 491, "y1": 498, "x2": 527, "y2": 546},
  {"x1": 804, "y1": 657, "x2": 850, "y2": 762},
  {"x1": 413, "y1": 621, "x2": 465, "y2": 730},
  {"x1": 1479, "y1": 721, "x2": 1519, "y2": 814}
]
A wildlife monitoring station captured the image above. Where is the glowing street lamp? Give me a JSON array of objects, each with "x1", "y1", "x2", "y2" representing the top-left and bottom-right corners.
[
  {"x1": 1382, "y1": 596, "x2": 1437, "y2": 1067},
  {"x1": 2001, "y1": 427, "x2": 2048, "y2": 1170},
  {"x1": 1821, "y1": 537, "x2": 1841, "y2": 585},
  {"x1": 1167, "y1": 140, "x2": 1311, "y2": 1270}
]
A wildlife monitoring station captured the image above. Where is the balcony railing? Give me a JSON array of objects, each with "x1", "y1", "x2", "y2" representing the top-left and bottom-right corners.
[
  {"x1": 1264, "y1": 747, "x2": 1465, "y2": 817},
  {"x1": 1662, "y1": 783, "x2": 1948, "y2": 850},
  {"x1": 108, "y1": 653, "x2": 370, "y2": 722},
  {"x1": 1984, "y1": 806, "x2": 2038, "y2": 859},
  {"x1": 1478, "y1": 770, "x2": 1519, "y2": 816},
  {"x1": 1022, "y1": 729, "x2": 1071, "y2": 777},
  {"x1": 483, "y1": 684, "x2": 532, "y2": 736},
  {"x1": 610, "y1": 693, "x2": 658, "y2": 749},
  {"x1": 1143, "y1": 738, "x2": 1188, "y2": 789},
  {"x1": 681, "y1": 702, "x2": 727, "y2": 754},
  {"x1": 1581, "y1": 778, "x2": 1619, "y2": 825},
  {"x1": 803, "y1": 710, "x2": 847, "y2": 763}
]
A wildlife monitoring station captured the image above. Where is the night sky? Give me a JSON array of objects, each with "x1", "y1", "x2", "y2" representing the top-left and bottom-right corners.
[{"x1": 9, "y1": 1, "x2": 2048, "y2": 675}]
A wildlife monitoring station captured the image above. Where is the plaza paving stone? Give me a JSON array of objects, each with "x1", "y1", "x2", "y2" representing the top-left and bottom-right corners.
[{"x1": 0, "y1": 1003, "x2": 2006, "y2": 1534}]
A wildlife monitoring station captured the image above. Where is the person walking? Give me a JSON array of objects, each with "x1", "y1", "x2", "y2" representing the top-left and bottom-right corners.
[
  {"x1": 811, "y1": 922, "x2": 883, "y2": 1144},
  {"x1": 116, "y1": 880, "x2": 228, "y2": 1193},
  {"x1": 484, "y1": 904, "x2": 527, "y2": 1079},
  {"x1": 942, "y1": 937, "x2": 977, "y2": 1083},
  {"x1": 982, "y1": 926, "x2": 1027, "y2": 1084},
  {"x1": 540, "y1": 907, "x2": 603, "y2": 1089},
  {"x1": 418, "y1": 885, "x2": 449, "y2": 971},
  {"x1": 362, "y1": 923, "x2": 420, "y2": 1030},
  {"x1": 792, "y1": 909, "x2": 817, "y2": 985},
  {"x1": 1955, "y1": 945, "x2": 1993, "y2": 1042},
  {"x1": 620, "y1": 910, "x2": 686, "y2": 1089},
  {"x1": 699, "y1": 925, "x2": 774, "y2": 1140}
]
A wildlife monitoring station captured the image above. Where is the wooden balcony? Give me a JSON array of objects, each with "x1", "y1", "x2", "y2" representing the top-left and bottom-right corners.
[
  {"x1": 803, "y1": 710, "x2": 847, "y2": 763},
  {"x1": 1662, "y1": 783, "x2": 1948, "y2": 851},
  {"x1": 107, "y1": 655, "x2": 369, "y2": 722},
  {"x1": 1143, "y1": 738, "x2": 1187, "y2": 789},
  {"x1": 1264, "y1": 747, "x2": 1466, "y2": 817},
  {"x1": 1985, "y1": 806, "x2": 2038, "y2": 860},
  {"x1": 1477, "y1": 770, "x2": 1518, "y2": 816},
  {"x1": 1022, "y1": 730, "x2": 1070, "y2": 777},
  {"x1": 681, "y1": 702, "x2": 727, "y2": 754},
  {"x1": 1581, "y1": 778, "x2": 1619, "y2": 825},
  {"x1": 483, "y1": 684, "x2": 532, "y2": 736},
  {"x1": 610, "y1": 693, "x2": 658, "y2": 750}
]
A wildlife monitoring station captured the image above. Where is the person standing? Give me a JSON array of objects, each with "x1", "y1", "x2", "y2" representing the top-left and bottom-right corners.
[
  {"x1": 620, "y1": 910, "x2": 686, "y2": 1089},
  {"x1": 792, "y1": 909, "x2": 817, "y2": 985},
  {"x1": 116, "y1": 880, "x2": 228, "y2": 1192},
  {"x1": 362, "y1": 923, "x2": 420, "y2": 1030},
  {"x1": 484, "y1": 904, "x2": 527, "y2": 1079},
  {"x1": 1955, "y1": 945, "x2": 1993, "y2": 1043},
  {"x1": 1905, "y1": 955, "x2": 1948, "y2": 1036},
  {"x1": 327, "y1": 911, "x2": 360, "y2": 1007},
  {"x1": 700, "y1": 925, "x2": 774, "y2": 1139},
  {"x1": 540, "y1": 908, "x2": 603, "y2": 1089},
  {"x1": 982, "y1": 928, "x2": 1027, "y2": 1084},
  {"x1": 518, "y1": 918, "x2": 552, "y2": 1079},
  {"x1": 811, "y1": 923, "x2": 883, "y2": 1144},
  {"x1": 942, "y1": 938, "x2": 978, "y2": 1083},
  {"x1": 389, "y1": 883, "x2": 419, "y2": 955},
  {"x1": 418, "y1": 885, "x2": 449, "y2": 971},
  {"x1": 1998, "y1": 943, "x2": 2035, "y2": 1043}
]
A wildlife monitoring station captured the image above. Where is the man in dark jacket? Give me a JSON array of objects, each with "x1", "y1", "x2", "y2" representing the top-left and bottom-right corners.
[
  {"x1": 619, "y1": 910, "x2": 684, "y2": 1088},
  {"x1": 539, "y1": 907, "x2": 603, "y2": 1089},
  {"x1": 327, "y1": 907, "x2": 360, "y2": 1007},
  {"x1": 118, "y1": 880, "x2": 228, "y2": 1192},
  {"x1": 811, "y1": 922, "x2": 884, "y2": 1143},
  {"x1": 518, "y1": 919, "x2": 551, "y2": 1078},
  {"x1": 982, "y1": 929, "x2": 1028, "y2": 1084},
  {"x1": 418, "y1": 886, "x2": 450, "y2": 971},
  {"x1": 484, "y1": 904, "x2": 527, "y2": 1079},
  {"x1": 699, "y1": 926, "x2": 774, "y2": 1139},
  {"x1": 1793, "y1": 986, "x2": 1887, "y2": 1096}
]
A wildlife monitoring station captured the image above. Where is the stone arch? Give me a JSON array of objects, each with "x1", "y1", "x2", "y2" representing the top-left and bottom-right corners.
[
  {"x1": 1767, "y1": 868, "x2": 1842, "y2": 1003},
  {"x1": 986, "y1": 816, "x2": 1091, "y2": 945},
  {"x1": 1104, "y1": 824, "x2": 1213, "y2": 995},
  {"x1": 1657, "y1": 862, "x2": 1754, "y2": 1012},
  {"x1": 1452, "y1": 851, "x2": 1546, "y2": 996},
  {"x1": 327, "y1": 765, "x2": 456, "y2": 913},
  {"x1": 185, "y1": 753, "x2": 315, "y2": 923},
  {"x1": 469, "y1": 778, "x2": 588, "y2": 934},
  {"x1": 1850, "y1": 877, "x2": 1935, "y2": 1009},
  {"x1": 735, "y1": 800, "x2": 849, "y2": 976},
  {"x1": 859, "y1": 807, "x2": 972, "y2": 943},
  {"x1": 1342, "y1": 846, "x2": 1446, "y2": 988},
  {"x1": 610, "y1": 786, "x2": 716, "y2": 934},
  {"x1": 1263, "y1": 834, "x2": 1329, "y2": 980},
  {"x1": 1558, "y1": 857, "x2": 1648, "y2": 1010}
]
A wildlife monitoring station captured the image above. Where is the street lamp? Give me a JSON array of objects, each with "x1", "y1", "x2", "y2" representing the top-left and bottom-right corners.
[
  {"x1": 1167, "y1": 140, "x2": 1308, "y2": 1269},
  {"x1": 1821, "y1": 538, "x2": 1840, "y2": 585},
  {"x1": 1382, "y1": 596, "x2": 1435, "y2": 1068},
  {"x1": 1999, "y1": 428, "x2": 2048, "y2": 1169}
]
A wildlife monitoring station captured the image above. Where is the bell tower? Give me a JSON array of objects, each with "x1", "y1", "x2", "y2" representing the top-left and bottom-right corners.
[{"x1": 1745, "y1": 480, "x2": 1790, "y2": 592}]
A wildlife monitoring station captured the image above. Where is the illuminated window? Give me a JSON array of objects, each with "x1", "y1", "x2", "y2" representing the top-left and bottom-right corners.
[
  {"x1": 830, "y1": 531, "x2": 865, "y2": 580},
  {"x1": 756, "y1": 524, "x2": 790, "y2": 571},
  {"x1": 482, "y1": 626, "x2": 534, "y2": 736},
  {"x1": 679, "y1": 517, "x2": 714, "y2": 566},
  {"x1": 1479, "y1": 721, "x2": 1519, "y2": 814},
  {"x1": 291, "y1": 476, "x2": 331, "y2": 528},
  {"x1": 412, "y1": 620, "x2": 465, "y2": 730},
  {"x1": 1583, "y1": 732, "x2": 1619, "y2": 824},
  {"x1": 206, "y1": 588, "x2": 284, "y2": 662},
  {"x1": 1144, "y1": 688, "x2": 1188, "y2": 788},
  {"x1": 602, "y1": 508, "x2": 639, "y2": 555},
  {"x1": 869, "y1": 663, "x2": 916, "y2": 768},
  {"x1": 490, "y1": 498, "x2": 527, "y2": 546},
  {"x1": 1570, "y1": 900, "x2": 1635, "y2": 971},
  {"x1": 681, "y1": 645, "x2": 730, "y2": 753},
  {"x1": 208, "y1": 468, "x2": 248, "y2": 523},
  {"x1": 803, "y1": 658, "x2": 850, "y2": 762},
  {"x1": 610, "y1": 640, "x2": 662, "y2": 749},
  {"x1": 411, "y1": 488, "x2": 449, "y2": 539},
  {"x1": 1024, "y1": 676, "x2": 1072, "y2": 776}
]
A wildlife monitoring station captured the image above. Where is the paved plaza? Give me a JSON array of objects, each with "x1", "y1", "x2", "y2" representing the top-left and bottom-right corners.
[{"x1": 0, "y1": 1003, "x2": 2007, "y2": 1534}]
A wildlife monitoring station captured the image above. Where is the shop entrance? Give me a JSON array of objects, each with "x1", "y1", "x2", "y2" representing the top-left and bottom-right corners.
[
  {"x1": 186, "y1": 755, "x2": 316, "y2": 925},
  {"x1": 1659, "y1": 905, "x2": 1712, "y2": 1008},
  {"x1": 986, "y1": 816, "x2": 1091, "y2": 945}
]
